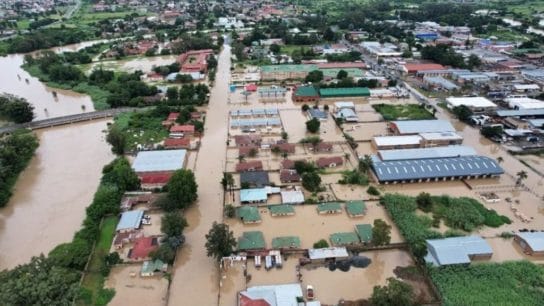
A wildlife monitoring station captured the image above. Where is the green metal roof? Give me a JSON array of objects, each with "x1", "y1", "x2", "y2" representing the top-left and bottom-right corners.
[
  {"x1": 140, "y1": 259, "x2": 166, "y2": 274},
  {"x1": 317, "y1": 202, "x2": 342, "y2": 213},
  {"x1": 320, "y1": 68, "x2": 364, "y2": 79},
  {"x1": 237, "y1": 206, "x2": 261, "y2": 223},
  {"x1": 261, "y1": 64, "x2": 317, "y2": 73},
  {"x1": 345, "y1": 200, "x2": 366, "y2": 216},
  {"x1": 319, "y1": 87, "x2": 370, "y2": 97},
  {"x1": 272, "y1": 236, "x2": 301, "y2": 248},
  {"x1": 238, "y1": 231, "x2": 266, "y2": 250},
  {"x1": 330, "y1": 232, "x2": 360, "y2": 245},
  {"x1": 355, "y1": 224, "x2": 373, "y2": 243},
  {"x1": 269, "y1": 204, "x2": 295, "y2": 215},
  {"x1": 294, "y1": 85, "x2": 319, "y2": 97}
]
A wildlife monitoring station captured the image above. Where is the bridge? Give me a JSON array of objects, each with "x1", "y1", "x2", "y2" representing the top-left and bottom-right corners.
[{"x1": 0, "y1": 107, "x2": 136, "y2": 134}]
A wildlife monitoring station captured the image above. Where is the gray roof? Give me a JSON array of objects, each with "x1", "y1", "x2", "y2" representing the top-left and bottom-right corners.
[
  {"x1": 392, "y1": 120, "x2": 455, "y2": 134},
  {"x1": 425, "y1": 76, "x2": 459, "y2": 90},
  {"x1": 230, "y1": 118, "x2": 281, "y2": 128},
  {"x1": 116, "y1": 210, "x2": 144, "y2": 231},
  {"x1": 240, "y1": 171, "x2": 270, "y2": 187},
  {"x1": 496, "y1": 108, "x2": 544, "y2": 117},
  {"x1": 378, "y1": 146, "x2": 476, "y2": 161},
  {"x1": 425, "y1": 236, "x2": 493, "y2": 266},
  {"x1": 371, "y1": 155, "x2": 504, "y2": 182},
  {"x1": 132, "y1": 150, "x2": 186, "y2": 173},
  {"x1": 516, "y1": 232, "x2": 544, "y2": 252},
  {"x1": 308, "y1": 108, "x2": 328, "y2": 120},
  {"x1": 242, "y1": 284, "x2": 303, "y2": 306},
  {"x1": 528, "y1": 119, "x2": 544, "y2": 128}
]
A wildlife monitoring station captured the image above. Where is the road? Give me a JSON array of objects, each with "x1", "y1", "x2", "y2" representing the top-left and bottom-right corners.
[{"x1": 167, "y1": 42, "x2": 231, "y2": 305}]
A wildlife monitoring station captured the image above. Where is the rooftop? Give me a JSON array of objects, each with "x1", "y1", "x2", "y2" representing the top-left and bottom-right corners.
[
  {"x1": 240, "y1": 188, "x2": 268, "y2": 202},
  {"x1": 446, "y1": 97, "x2": 497, "y2": 108},
  {"x1": 516, "y1": 232, "x2": 544, "y2": 252},
  {"x1": 377, "y1": 146, "x2": 477, "y2": 161},
  {"x1": 317, "y1": 202, "x2": 342, "y2": 212},
  {"x1": 237, "y1": 206, "x2": 262, "y2": 223},
  {"x1": 238, "y1": 231, "x2": 266, "y2": 250},
  {"x1": 116, "y1": 210, "x2": 144, "y2": 231},
  {"x1": 355, "y1": 224, "x2": 373, "y2": 243},
  {"x1": 280, "y1": 190, "x2": 305, "y2": 204},
  {"x1": 345, "y1": 200, "x2": 366, "y2": 216},
  {"x1": 308, "y1": 247, "x2": 349, "y2": 260},
  {"x1": 268, "y1": 204, "x2": 295, "y2": 215},
  {"x1": 294, "y1": 85, "x2": 319, "y2": 97},
  {"x1": 240, "y1": 171, "x2": 270, "y2": 187},
  {"x1": 132, "y1": 150, "x2": 187, "y2": 173},
  {"x1": 391, "y1": 120, "x2": 456, "y2": 134},
  {"x1": 425, "y1": 236, "x2": 493, "y2": 266},
  {"x1": 239, "y1": 283, "x2": 304, "y2": 306},
  {"x1": 261, "y1": 64, "x2": 317, "y2": 73},
  {"x1": 319, "y1": 87, "x2": 370, "y2": 98},
  {"x1": 330, "y1": 232, "x2": 360, "y2": 245},
  {"x1": 373, "y1": 135, "x2": 422, "y2": 147},
  {"x1": 271, "y1": 236, "x2": 301, "y2": 249}
]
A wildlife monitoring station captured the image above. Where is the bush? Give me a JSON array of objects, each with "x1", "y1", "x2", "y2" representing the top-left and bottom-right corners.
[
  {"x1": 338, "y1": 170, "x2": 369, "y2": 185},
  {"x1": 225, "y1": 204, "x2": 236, "y2": 218},
  {"x1": 367, "y1": 186, "x2": 380, "y2": 196},
  {"x1": 305, "y1": 118, "x2": 321, "y2": 133},
  {"x1": 313, "y1": 239, "x2": 329, "y2": 248}
]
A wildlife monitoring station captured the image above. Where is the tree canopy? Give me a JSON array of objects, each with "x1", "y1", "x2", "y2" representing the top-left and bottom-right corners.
[
  {"x1": 0, "y1": 94, "x2": 35, "y2": 123},
  {"x1": 166, "y1": 169, "x2": 198, "y2": 210},
  {"x1": 205, "y1": 222, "x2": 237, "y2": 261}
]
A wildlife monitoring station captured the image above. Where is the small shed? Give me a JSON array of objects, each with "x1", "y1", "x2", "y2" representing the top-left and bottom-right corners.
[
  {"x1": 514, "y1": 232, "x2": 544, "y2": 256},
  {"x1": 317, "y1": 202, "x2": 342, "y2": 214}
]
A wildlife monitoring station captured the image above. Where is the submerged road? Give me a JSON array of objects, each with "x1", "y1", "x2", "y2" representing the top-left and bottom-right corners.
[{"x1": 167, "y1": 43, "x2": 231, "y2": 305}]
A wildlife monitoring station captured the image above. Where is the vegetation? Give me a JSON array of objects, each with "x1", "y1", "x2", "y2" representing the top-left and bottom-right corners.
[
  {"x1": 481, "y1": 125, "x2": 504, "y2": 139},
  {"x1": 430, "y1": 261, "x2": 544, "y2": 306},
  {"x1": 305, "y1": 70, "x2": 324, "y2": 83},
  {"x1": 452, "y1": 105, "x2": 473, "y2": 123},
  {"x1": 0, "y1": 94, "x2": 35, "y2": 123},
  {"x1": 3, "y1": 28, "x2": 94, "y2": 54},
  {"x1": 370, "y1": 277, "x2": 416, "y2": 306},
  {"x1": 160, "y1": 169, "x2": 198, "y2": 211},
  {"x1": 372, "y1": 104, "x2": 434, "y2": 121},
  {"x1": 0, "y1": 130, "x2": 39, "y2": 207},
  {"x1": 372, "y1": 219, "x2": 392, "y2": 246},
  {"x1": 338, "y1": 170, "x2": 369, "y2": 185},
  {"x1": 313, "y1": 239, "x2": 330, "y2": 248},
  {"x1": 367, "y1": 185, "x2": 380, "y2": 196},
  {"x1": 302, "y1": 171, "x2": 322, "y2": 192},
  {"x1": 305, "y1": 118, "x2": 321, "y2": 133},
  {"x1": 205, "y1": 222, "x2": 237, "y2": 261},
  {"x1": 225, "y1": 204, "x2": 236, "y2": 218},
  {"x1": 152, "y1": 212, "x2": 188, "y2": 264}
]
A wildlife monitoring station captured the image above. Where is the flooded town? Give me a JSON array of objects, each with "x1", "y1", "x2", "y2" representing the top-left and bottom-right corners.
[{"x1": 1, "y1": 1, "x2": 544, "y2": 306}]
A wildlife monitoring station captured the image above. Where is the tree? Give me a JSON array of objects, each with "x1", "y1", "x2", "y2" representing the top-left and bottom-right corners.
[
  {"x1": 467, "y1": 54, "x2": 482, "y2": 69},
  {"x1": 161, "y1": 212, "x2": 188, "y2": 237},
  {"x1": 302, "y1": 171, "x2": 321, "y2": 192},
  {"x1": 337, "y1": 69, "x2": 348, "y2": 80},
  {"x1": 151, "y1": 243, "x2": 177, "y2": 264},
  {"x1": 221, "y1": 172, "x2": 234, "y2": 191},
  {"x1": 269, "y1": 43, "x2": 281, "y2": 54},
  {"x1": 101, "y1": 157, "x2": 140, "y2": 191},
  {"x1": 367, "y1": 185, "x2": 380, "y2": 196},
  {"x1": 306, "y1": 118, "x2": 321, "y2": 133},
  {"x1": 301, "y1": 104, "x2": 310, "y2": 111},
  {"x1": 205, "y1": 222, "x2": 237, "y2": 261},
  {"x1": 0, "y1": 94, "x2": 35, "y2": 123},
  {"x1": 106, "y1": 126, "x2": 126, "y2": 155},
  {"x1": 516, "y1": 170, "x2": 528, "y2": 186},
  {"x1": 358, "y1": 154, "x2": 373, "y2": 173},
  {"x1": 323, "y1": 27, "x2": 337, "y2": 41},
  {"x1": 497, "y1": 156, "x2": 504, "y2": 164},
  {"x1": 48, "y1": 238, "x2": 91, "y2": 270},
  {"x1": 305, "y1": 70, "x2": 323, "y2": 83},
  {"x1": 166, "y1": 87, "x2": 178, "y2": 100},
  {"x1": 369, "y1": 277, "x2": 415, "y2": 306},
  {"x1": 313, "y1": 239, "x2": 329, "y2": 248},
  {"x1": 453, "y1": 105, "x2": 473, "y2": 122},
  {"x1": 166, "y1": 169, "x2": 198, "y2": 210},
  {"x1": 481, "y1": 125, "x2": 503, "y2": 138},
  {"x1": 225, "y1": 204, "x2": 236, "y2": 218},
  {"x1": 372, "y1": 219, "x2": 392, "y2": 246},
  {"x1": 416, "y1": 192, "x2": 433, "y2": 212}
]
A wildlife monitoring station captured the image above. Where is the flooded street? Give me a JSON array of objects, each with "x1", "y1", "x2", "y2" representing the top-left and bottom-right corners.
[
  {"x1": 167, "y1": 44, "x2": 232, "y2": 305},
  {"x1": 0, "y1": 120, "x2": 114, "y2": 269}
]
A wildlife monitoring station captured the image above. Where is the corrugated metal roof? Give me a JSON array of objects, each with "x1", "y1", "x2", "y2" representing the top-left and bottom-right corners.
[
  {"x1": 528, "y1": 119, "x2": 544, "y2": 128},
  {"x1": 319, "y1": 87, "x2": 370, "y2": 97},
  {"x1": 132, "y1": 150, "x2": 186, "y2": 173},
  {"x1": 378, "y1": 146, "x2": 476, "y2": 161},
  {"x1": 392, "y1": 120, "x2": 456, "y2": 134},
  {"x1": 373, "y1": 135, "x2": 422, "y2": 147},
  {"x1": 308, "y1": 247, "x2": 349, "y2": 259},
  {"x1": 516, "y1": 232, "x2": 544, "y2": 252},
  {"x1": 116, "y1": 210, "x2": 144, "y2": 231},
  {"x1": 425, "y1": 236, "x2": 493, "y2": 266},
  {"x1": 371, "y1": 155, "x2": 504, "y2": 182},
  {"x1": 308, "y1": 108, "x2": 328, "y2": 119},
  {"x1": 496, "y1": 108, "x2": 544, "y2": 117},
  {"x1": 240, "y1": 188, "x2": 268, "y2": 202},
  {"x1": 419, "y1": 132, "x2": 463, "y2": 141},
  {"x1": 281, "y1": 191, "x2": 305, "y2": 204}
]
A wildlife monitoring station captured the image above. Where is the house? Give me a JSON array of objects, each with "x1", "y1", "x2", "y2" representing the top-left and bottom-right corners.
[
  {"x1": 403, "y1": 63, "x2": 446, "y2": 75},
  {"x1": 237, "y1": 206, "x2": 262, "y2": 224},
  {"x1": 178, "y1": 49, "x2": 214, "y2": 73},
  {"x1": 317, "y1": 202, "x2": 342, "y2": 214},
  {"x1": 280, "y1": 190, "x2": 304, "y2": 204},
  {"x1": 389, "y1": 120, "x2": 455, "y2": 135},
  {"x1": 280, "y1": 159, "x2": 296, "y2": 169},
  {"x1": 280, "y1": 170, "x2": 301, "y2": 183},
  {"x1": 238, "y1": 231, "x2": 266, "y2": 250},
  {"x1": 236, "y1": 161, "x2": 264, "y2": 172},
  {"x1": 163, "y1": 137, "x2": 191, "y2": 149},
  {"x1": 132, "y1": 150, "x2": 187, "y2": 174},
  {"x1": 330, "y1": 232, "x2": 360, "y2": 246},
  {"x1": 239, "y1": 146, "x2": 259, "y2": 157},
  {"x1": 292, "y1": 85, "x2": 319, "y2": 103},
  {"x1": 346, "y1": 201, "x2": 367, "y2": 217},
  {"x1": 170, "y1": 124, "x2": 195, "y2": 136},
  {"x1": 162, "y1": 112, "x2": 180, "y2": 127},
  {"x1": 234, "y1": 135, "x2": 262, "y2": 147},
  {"x1": 240, "y1": 171, "x2": 270, "y2": 188},
  {"x1": 116, "y1": 210, "x2": 144, "y2": 233},
  {"x1": 139, "y1": 172, "x2": 172, "y2": 190},
  {"x1": 271, "y1": 143, "x2": 296, "y2": 154},
  {"x1": 269, "y1": 205, "x2": 295, "y2": 217},
  {"x1": 140, "y1": 259, "x2": 168, "y2": 277},
  {"x1": 310, "y1": 142, "x2": 333, "y2": 153},
  {"x1": 308, "y1": 247, "x2": 349, "y2": 262},
  {"x1": 240, "y1": 188, "x2": 268, "y2": 204},
  {"x1": 308, "y1": 108, "x2": 328, "y2": 121},
  {"x1": 355, "y1": 224, "x2": 373, "y2": 244},
  {"x1": 128, "y1": 236, "x2": 160, "y2": 261},
  {"x1": 238, "y1": 283, "x2": 305, "y2": 306},
  {"x1": 113, "y1": 230, "x2": 143, "y2": 249},
  {"x1": 317, "y1": 156, "x2": 343, "y2": 168},
  {"x1": 335, "y1": 108, "x2": 358, "y2": 122},
  {"x1": 424, "y1": 236, "x2": 493, "y2": 266},
  {"x1": 514, "y1": 232, "x2": 544, "y2": 256}
]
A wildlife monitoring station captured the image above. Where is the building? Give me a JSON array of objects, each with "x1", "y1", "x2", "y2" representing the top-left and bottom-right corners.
[
  {"x1": 514, "y1": 232, "x2": 544, "y2": 256},
  {"x1": 423, "y1": 76, "x2": 459, "y2": 91},
  {"x1": 129, "y1": 236, "x2": 160, "y2": 261},
  {"x1": 424, "y1": 236, "x2": 493, "y2": 266},
  {"x1": 361, "y1": 41, "x2": 402, "y2": 58},
  {"x1": 308, "y1": 247, "x2": 349, "y2": 261},
  {"x1": 446, "y1": 97, "x2": 497, "y2": 113},
  {"x1": 269, "y1": 205, "x2": 295, "y2": 217},
  {"x1": 292, "y1": 85, "x2": 319, "y2": 103},
  {"x1": 346, "y1": 200, "x2": 366, "y2": 217},
  {"x1": 116, "y1": 210, "x2": 144, "y2": 233},
  {"x1": 271, "y1": 143, "x2": 296, "y2": 154},
  {"x1": 403, "y1": 63, "x2": 446, "y2": 74},
  {"x1": 330, "y1": 232, "x2": 360, "y2": 246},
  {"x1": 372, "y1": 135, "x2": 423, "y2": 150},
  {"x1": 377, "y1": 146, "x2": 476, "y2": 161},
  {"x1": 261, "y1": 64, "x2": 317, "y2": 80},
  {"x1": 317, "y1": 156, "x2": 343, "y2": 168},
  {"x1": 238, "y1": 231, "x2": 266, "y2": 250},
  {"x1": 280, "y1": 159, "x2": 296, "y2": 169},
  {"x1": 132, "y1": 150, "x2": 187, "y2": 173},
  {"x1": 308, "y1": 108, "x2": 328, "y2": 121},
  {"x1": 240, "y1": 187, "x2": 280, "y2": 204},
  {"x1": 140, "y1": 259, "x2": 167, "y2": 277},
  {"x1": 506, "y1": 97, "x2": 544, "y2": 110},
  {"x1": 238, "y1": 283, "x2": 305, "y2": 306},
  {"x1": 272, "y1": 236, "x2": 301, "y2": 249},
  {"x1": 310, "y1": 142, "x2": 333, "y2": 153},
  {"x1": 335, "y1": 108, "x2": 358, "y2": 123},
  {"x1": 419, "y1": 132, "x2": 463, "y2": 147},
  {"x1": 234, "y1": 135, "x2": 262, "y2": 147},
  {"x1": 372, "y1": 154, "x2": 503, "y2": 184},
  {"x1": 139, "y1": 172, "x2": 172, "y2": 190},
  {"x1": 355, "y1": 224, "x2": 373, "y2": 243},
  {"x1": 178, "y1": 49, "x2": 214, "y2": 73},
  {"x1": 163, "y1": 137, "x2": 191, "y2": 149},
  {"x1": 170, "y1": 124, "x2": 195, "y2": 135},
  {"x1": 389, "y1": 120, "x2": 456, "y2": 135},
  {"x1": 240, "y1": 171, "x2": 270, "y2": 188},
  {"x1": 237, "y1": 206, "x2": 262, "y2": 224},
  {"x1": 236, "y1": 161, "x2": 264, "y2": 172},
  {"x1": 280, "y1": 169, "x2": 301, "y2": 183},
  {"x1": 319, "y1": 87, "x2": 370, "y2": 98},
  {"x1": 280, "y1": 190, "x2": 304, "y2": 204},
  {"x1": 317, "y1": 202, "x2": 342, "y2": 214}
]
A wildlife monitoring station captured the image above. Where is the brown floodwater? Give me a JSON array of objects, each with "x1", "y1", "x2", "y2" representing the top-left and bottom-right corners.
[
  {"x1": 87, "y1": 55, "x2": 178, "y2": 73},
  {"x1": 167, "y1": 44, "x2": 232, "y2": 306},
  {"x1": 106, "y1": 265, "x2": 169, "y2": 306},
  {"x1": 0, "y1": 41, "x2": 108, "y2": 120},
  {"x1": 0, "y1": 120, "x2": 114, "y2": 269}
]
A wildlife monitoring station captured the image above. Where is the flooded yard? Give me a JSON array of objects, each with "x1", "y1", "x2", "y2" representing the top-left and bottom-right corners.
[
  {"x1": 0, "y1": 120, "x2": 114, "y2": 269},
  {"x1": 105, "y1": 265, "x2": 169, "y2": 306}
]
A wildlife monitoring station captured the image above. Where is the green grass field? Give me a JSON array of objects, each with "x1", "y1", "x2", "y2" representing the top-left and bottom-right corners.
[{"x1": 373, "y1": 103, "x2": 434, "y2": 121}]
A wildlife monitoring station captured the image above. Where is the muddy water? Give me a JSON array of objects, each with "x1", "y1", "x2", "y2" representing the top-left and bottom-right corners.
[
  {"x1": 0, "y1": 120, "x2": 114, "y2": 269},
  {"x1": 0, "y1": 41, "x2": 109, "y2": 120},
  {"x1": 167, "y1": 45, "x2": 232, "y2": 306},
  {"x1": 106, "y1": 265, "x2": 169, "y2": 306},
  {"x1": 87, "y1": 55, "x2": 178, "y2": 73}
]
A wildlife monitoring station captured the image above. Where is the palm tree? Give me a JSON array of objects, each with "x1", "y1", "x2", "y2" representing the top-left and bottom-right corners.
[
  {"x1": 516, "y1": 170, "x2": 528, "y2": 186},
  {"x1": 497, "y1": 156, "x2": 504, "y2": 164}
]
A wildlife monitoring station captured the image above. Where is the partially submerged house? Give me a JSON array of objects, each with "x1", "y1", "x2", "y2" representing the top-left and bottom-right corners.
[
  {"x1": 424, "y1": 236, "x2": 493, "y2": 266},
  {"x1": 128, "y1": 236, "x2": 160, "y2": 261},
  {"x1": 345, "y1": 200, "x2": 367, "y2": 217},
  {"x1": 116, "y1": 210, "x2": 145, "y2": 233},
  {"x1": 236, "y1": 160, "x2": 264, "y2": 172},
  {"x1": 317, "y1": 202, "x2": 342, "y2": 214},
  {"x1": 140, "y1": 259, "x2": 168, "y2": 277},
  {"x1": 240, "y1": 171, "x2": 270, "y2": 188},
  {"x1": 317, "y1": 156, "x2": 343, "y2": 168},
  {"x1": 514, "y1": 232, "x2": 544, "y2": 256},
  {"x1": 237, "y1": 206, "x2": 262, "y2": 224}
]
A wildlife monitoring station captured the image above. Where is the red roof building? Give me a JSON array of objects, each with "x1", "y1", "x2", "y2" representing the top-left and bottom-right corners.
[
  {"x1": 129, "y1": 236, "x2": 160, "y2": 260},
  {"x1": 245, "y1": 83, "x2": 258, "y2": 92},
  {"x1": 162, "y1": 112, "x2": 180, "y2": 127},
  {"x1": 280, "y1": 159, "x2": 295, "y2": 169},
  {"x1": 239, "y1": 146, "x2": 259, "y2": 157},
  {"x1": 234, "y1": 135, "x2": 262, "y2": 147},
  {"x1": 310, "y1": 142, "x2": 333, "y2": 152},
  {"x1": 139, "y1": 172, "x2": 172, "y2": 190},
  {"x1": 280, "y1": 169, "x2": 301, "y2": 183},
  {"x1": 403, "y1": 63, "x2": 445, "y2": 74},
  {"x1": 164, "y1": 137, "x2": 191, "y2": 149},
  {"x1": 316, "y1": 62, "x2": 366, "y2": 69},
  {"x1": 170, "y1": 124, "x2": 195, "y2": 134},
  {"x1": 239, "y1": 294, "x2": 270, "y2": 306},
  {"x1": 317, "y1": 156, "x2": 344, "y2": 168},
  {"x1": 271, "y1": 143, "x2": 296, "y2": 154},
  {"x1": 178, "y1": 49, "x2": 214, "y2": 73},
  {"x1": 236, "y1": 161, "x2": 263, "y2": 172}
]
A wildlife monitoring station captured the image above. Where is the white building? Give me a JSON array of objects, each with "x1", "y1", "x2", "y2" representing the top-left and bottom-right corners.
[{"x1": 446, "y1": 97, "x2": 497, "y2": 113}]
